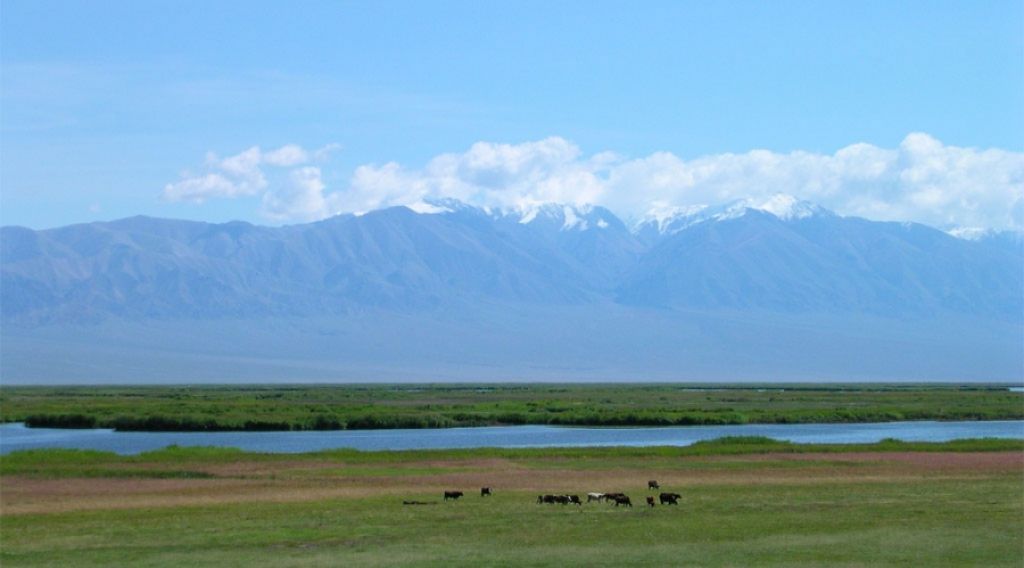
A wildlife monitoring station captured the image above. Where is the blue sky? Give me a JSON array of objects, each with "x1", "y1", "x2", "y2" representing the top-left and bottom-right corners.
[{"x1": 2, "y1": 1, "x2": 1022, "y2": 229}]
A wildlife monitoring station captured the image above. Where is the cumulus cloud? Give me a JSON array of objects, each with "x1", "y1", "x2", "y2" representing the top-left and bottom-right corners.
[
  {"x1": 164, "y1": 135, "x2": 1024, "y2": 229},
  {"x1": 343, "y1": 137, "x2": 609, "y2": 214},
  {"x1": 338, "y1": 133, "x2": 1022, "y2": 229},
  {"x1": 260, "y1": 166, "x2": 340, "y2": 222},
  {"x1": 163, "y1": 143, "x2": 328, "y2": 203},
  {"x1": 262, "y1": 144, "x2": 309, "y2": 167}
]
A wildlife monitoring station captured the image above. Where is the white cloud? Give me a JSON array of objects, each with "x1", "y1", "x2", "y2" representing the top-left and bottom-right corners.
[
  {"x1": 163, "y1": 144, "x2": 321, "y2": 203},
  {"x1": 260, "y1": 166, "x2": 339, "y2": 222},
  {"x1": 163, "y1": 172, "x2": 252, "y2": 202},
  {"x1": 614, "y1": 134, "x2": 1022, "y2": 230},
  {"x1": 262, "y1": 144, "x2": 309, "y2": 167},
  {"x1": 344, "y1": 137, "x2": 607, "y2": 213},
  {"x1": 313, "y1": 143, "x2": 342, "y2": 162},
  {"x1": 164, "y1": 135, "x2": 1024, "y2": 229}
]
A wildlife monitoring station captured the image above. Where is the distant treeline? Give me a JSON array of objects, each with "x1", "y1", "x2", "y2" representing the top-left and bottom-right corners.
[{"x1": 6, "y1": 384, "x2": 1021, "y2": 432}]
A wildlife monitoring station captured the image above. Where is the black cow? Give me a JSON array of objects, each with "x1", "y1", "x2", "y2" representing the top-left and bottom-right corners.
[
  {"x1": 613, "y1": 495, "x2": 632, "y2": 507},
  {"x1": 567, "y1": 495, "x2": 582, "y2": 505},
  {"x1": 659, "y1": 492, "x2": 681, "y2": 505},
  {"x1": 481, "y1": 487, "x2": 492, "y2": 497},
  {"x1": 646, "y1": 496, "x2": 656, "y2": 507},
  {"x1": 604, "y1": 492, "x2": 625, "y2": 502},
  {"x1": 538, "y1": 494, "x2": 559, "y2": 504},
  {"x1": 648, "y1": 480, "x2": 660, "y2": 490},
  {"x1": 444, "y1": 491, "x2": 464, "y2": 501}
]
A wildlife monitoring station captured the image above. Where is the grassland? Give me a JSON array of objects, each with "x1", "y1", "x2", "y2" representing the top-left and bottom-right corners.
[
  {"x1": 1, "y1": 438, "x2": 1022, "y2": 567},
  {"x1": 2, "y1": 384, "x2": 1022, "y2": 431}
]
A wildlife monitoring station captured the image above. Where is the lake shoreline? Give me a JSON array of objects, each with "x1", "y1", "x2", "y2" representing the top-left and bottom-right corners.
[
  {"x1": 4, "y1": 420, "x2": 1022, "y2": 455},
  {"x1": 6, "y1": 414, "x2": 1024, "y2": 432}
]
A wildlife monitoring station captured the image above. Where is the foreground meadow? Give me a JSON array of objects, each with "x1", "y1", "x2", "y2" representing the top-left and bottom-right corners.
[{"x1": 1, "y1": 439, "x2": 1022, "y2": 567}]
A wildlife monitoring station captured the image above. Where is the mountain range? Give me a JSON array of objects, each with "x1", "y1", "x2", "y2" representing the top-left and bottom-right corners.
[{"x1": 2, "y1": 195, "x2": 1021, "y2": 383}]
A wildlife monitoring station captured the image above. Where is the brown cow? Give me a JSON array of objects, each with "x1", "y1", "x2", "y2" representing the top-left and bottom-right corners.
[
  {"x1": 659, "y1": 492, "x2": 681, "y2": 505},
  {"x1": 613, "y1": 495, "x2": 632, "y2": 507},
  {"x1": 648, "y1": 480, "x2": 660, "y2": 490},
  {"x1": 443, "y1": 491, "x2": 464, "y2": 501},
  {"x1": 646, "y1": 496, "x2": 656, "y2": 507}
]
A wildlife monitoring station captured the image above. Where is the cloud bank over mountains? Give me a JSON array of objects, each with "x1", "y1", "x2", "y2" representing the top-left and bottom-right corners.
[{"x1": 163, "y1": 134, "x2": 1024, "y2": 231}]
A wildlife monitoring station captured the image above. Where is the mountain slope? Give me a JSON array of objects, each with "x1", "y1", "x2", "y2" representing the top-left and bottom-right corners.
[
  {"x1": 1, "y1": 207, "x2": 612, "y2": 322},
  {"x1": 618, "y1": 210, "x2": 1022, "y2": 318},
  {"x1": 2, "y1": 197, "x2": 1021, "y2": 382},
  {"x1": 3, "y1": 199, "x2": 1020, "y2": 322}
]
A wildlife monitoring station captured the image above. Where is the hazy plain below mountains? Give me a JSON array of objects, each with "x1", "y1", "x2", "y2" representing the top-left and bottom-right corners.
[{"x1": 2, "y1": 196, "x2": 1021, "y2": 383}]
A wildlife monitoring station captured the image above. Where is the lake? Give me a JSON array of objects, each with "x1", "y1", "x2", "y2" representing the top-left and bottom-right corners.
[{"x1": 2, "y1": 420, "x2": 1022, "y2": 455}]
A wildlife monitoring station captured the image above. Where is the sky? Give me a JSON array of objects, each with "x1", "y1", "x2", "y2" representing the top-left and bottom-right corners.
[{"x1": 2, "y1": 1, "x2": 1022, "y2": 230}]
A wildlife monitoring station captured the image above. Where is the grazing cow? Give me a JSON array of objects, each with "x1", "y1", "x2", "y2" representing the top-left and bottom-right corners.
[
  {"x1": 443, "y1": 491, "x2": 464, "y2": 501},
  {"x1": 648, "y1": 480, "x2": 660, "y2": 490},
  {"x1": 587, "y1": 492, "x2": 605, "y2": 503},
  {"x1": 613, "y1": 495, "x2": 632, "y2": 507},
  {"x1": 646, "y1": 496, "x2": 656, "y2": 507},
  {"x1": 603, "y1": 492, "x2": 625, "y2": 505},
  {"x1": 659, "y1": 492, "x2": 681, "y2": 505},
  {"x1": 567, "y1": 495, "x2": 582, "y2": 505},
  {"x1": 481, "y1": 487, "x2": 492, "y2": 497}
]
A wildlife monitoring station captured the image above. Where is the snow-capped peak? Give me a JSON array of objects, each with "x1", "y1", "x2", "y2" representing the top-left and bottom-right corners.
[
  {"x1": 409, "y1": 194, "x2": 830, "y2": 235},
  {"x1": 734, "y1": 194, "x2": 826, "y2": 220},
  {"x1": 947, "y1": 227, "x2": 994, "y2": 241},
  {"x1": 639, "y1": 203, "x2": 709, "y2": 233},
  {"x1": 635, "y1": 194, "x2": 831, "y2": 236},
  {"x1": 509, "y1": 202, "x2": 615, "y2": 231},
  {"x1": 946, "y1": 226, "x2": 1024, "y2": 244},
  {"x1": 412, "y1": 197, "x2": 487, "y2": 215},
  {"x1": 406, "y1": 197, "x2": 618, "y2": 232},
  {"x1": 406, "y1": 200, "x2": 454, "y2": 215}
]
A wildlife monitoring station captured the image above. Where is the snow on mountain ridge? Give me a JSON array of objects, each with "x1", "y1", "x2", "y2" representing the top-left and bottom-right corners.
[
  {"x1": 510, "y1": 202, "x2": 611, "y2": 231},
  {"x1": 729, "y1": 194, "x2": 829, "y2": 220},
  {"x1": 635, "y1": 194, "x2": 833, "y2": 236},
  {"x1": 413, "y1": 194, "x2": 834, "y2": 235},
  {"x1": 947, "y1": 227, "x2": 1003, "y2": 241},
  {"x1": 415, "y1": 198, "x2": 616, "y2": 232}
]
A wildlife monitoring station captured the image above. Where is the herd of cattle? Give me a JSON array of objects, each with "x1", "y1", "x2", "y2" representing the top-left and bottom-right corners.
[{"x1": 438, "y1": 480, "x2": 681, "y2": 508}]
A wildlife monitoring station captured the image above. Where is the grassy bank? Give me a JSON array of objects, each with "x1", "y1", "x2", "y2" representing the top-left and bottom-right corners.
[
  {"x1": 2, "y1": 438, "x2": 1021, "y2": 567},
  {"x1": 2, "y1": 384, "x2": 1022, "y2": 431}
]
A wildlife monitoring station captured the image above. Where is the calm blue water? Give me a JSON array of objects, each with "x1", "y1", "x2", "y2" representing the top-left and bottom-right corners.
[{"x1": 1, "y1": 420, "x2": 1022, "y2": 455}]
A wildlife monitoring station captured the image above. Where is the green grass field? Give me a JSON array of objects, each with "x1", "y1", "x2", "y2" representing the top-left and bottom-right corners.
[
  {"x1": 2, "y1": 383, "x2": 1021, "y2": 431},
  {"x1": 2, "y1": 439, "x2": 1022, "y2": 567}
]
